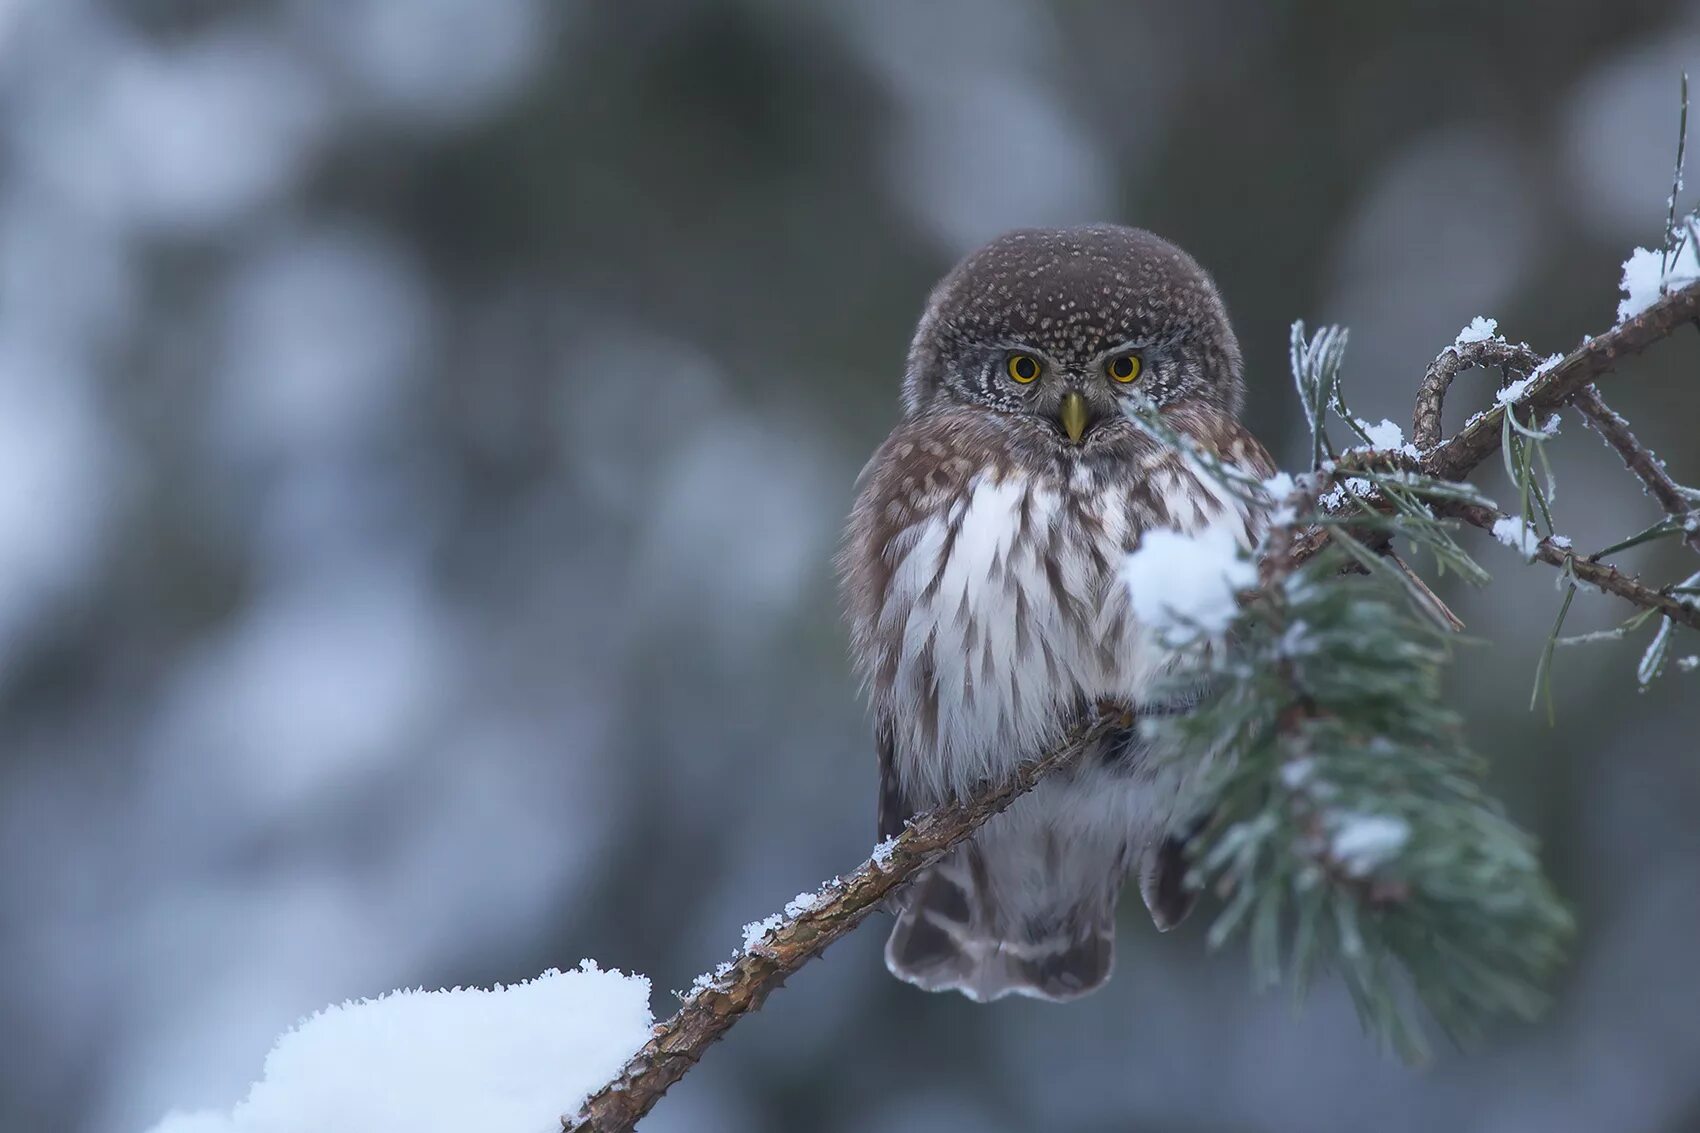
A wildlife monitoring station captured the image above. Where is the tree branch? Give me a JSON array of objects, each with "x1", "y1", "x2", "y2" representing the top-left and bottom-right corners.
[
  {"x1": 1411, "y1": 339, "x2": 1543, "y2": 452},
  {"x1": 567, "y1": 718, "x2": 1122, "y2": 1132},
  {"x1": 1291, "y1": 283, "x2": 1700, "y2": 570},
  {"x1": 1423, "y1": 284, "x2": 1700, "y2": 482},
  {"x1": 1571, "y1": 385, "x2": 1700, "y2": 556},
  {"x1": 1441, "y1": 501, "x2": 1700, "y2": 631}
]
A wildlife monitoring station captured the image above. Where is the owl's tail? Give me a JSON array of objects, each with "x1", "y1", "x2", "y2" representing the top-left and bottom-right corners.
[{"x1": 884, "y1": 842, "x2": 1117, "y2": 1003}]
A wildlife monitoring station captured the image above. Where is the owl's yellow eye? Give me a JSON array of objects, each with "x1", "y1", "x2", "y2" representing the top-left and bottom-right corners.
[
  {"x1": 1006, "y1": 353, "x2": 1041, "y2": 384},
  {"x1": 1107, "y1": 354, "x2": 1142, "y2": 383}
]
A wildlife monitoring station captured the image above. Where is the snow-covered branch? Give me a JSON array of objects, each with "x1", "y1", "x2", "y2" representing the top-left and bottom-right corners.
[
  {"x1": 1444, "y1": 499, "x2": 1700, "y2": 632},
  {"x1": 1284, "y1": 282, "x2": 1700, "y2": 621},
  {"x1": 567, "y1": 718, "x2": 1122, "y2": 1132},
  {"x1": 1411, "y1": 332, "x2": 1543, "y2": 452},
  {"x1": 1422, "y1": 281, "x2": 1700, "y2": 483}
]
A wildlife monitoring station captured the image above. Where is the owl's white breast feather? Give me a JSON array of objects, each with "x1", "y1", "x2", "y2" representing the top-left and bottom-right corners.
[{"x1": 878, "y1": 461, "x2": 1254, "y2": 805}]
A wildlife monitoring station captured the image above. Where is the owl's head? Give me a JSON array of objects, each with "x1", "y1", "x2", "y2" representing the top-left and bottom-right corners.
[{"x1": 900, "y1": 225, "x2": 1244, "y2": 446}]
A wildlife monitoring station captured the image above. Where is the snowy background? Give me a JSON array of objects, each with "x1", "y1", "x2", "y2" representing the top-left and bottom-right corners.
[{"x1": 2, "y1": 2, "x2": 1699, "y2": 1131}]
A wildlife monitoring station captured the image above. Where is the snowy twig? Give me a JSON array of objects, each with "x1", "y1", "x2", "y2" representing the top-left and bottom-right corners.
[
  {"x1": 1441, "y1": 501, "x2": 1700, "y2": 631},
  {"x1": 1423, "y1": 283, "x2": 1700, "y2": 483},
  {"x1": 567, "y1": 718, "x2": 1122, "y2": 1133},
  {"x1": 1287, "y1": 283, "x2": 1700, "y2": 570},
  {"x1": 1571, "y1": 386, "x2": 1700, "y2": 557},
  {"x1": 1411, "y1": 338, "x2": 1544, "y2": 452}
]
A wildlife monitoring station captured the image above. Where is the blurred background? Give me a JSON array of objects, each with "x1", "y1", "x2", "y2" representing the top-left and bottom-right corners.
[{"x1": 2, "y1": 1, "x2": 1698, "y2": 1130}]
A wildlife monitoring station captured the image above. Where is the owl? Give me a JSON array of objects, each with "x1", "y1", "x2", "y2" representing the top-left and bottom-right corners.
[{"x1": 839, "y1": 225, "x2": 1275, "y2": 1002}]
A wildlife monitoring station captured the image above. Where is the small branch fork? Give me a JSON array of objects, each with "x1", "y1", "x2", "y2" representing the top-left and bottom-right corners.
[
  {"x1": 1441, "y1": 501, "x2": 1700, "y2": 632},
  {"x1": 1571, "y1": 386, "x2": 1700, "y2": 557},
  {"x1": 1423, "y1": 286, "x2": 1700, "y2": 483},
  {"x1": 1302, "y1": 286, "x2": 1700, "y2": 614},
  {"x1": 567, "y1": 283, "x2": 1700, "y2": 1133}
]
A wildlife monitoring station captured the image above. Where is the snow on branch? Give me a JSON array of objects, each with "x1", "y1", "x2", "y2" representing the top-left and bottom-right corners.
[
  {"x1": 1412, "y1": 334, "x2": 1545, "y2": 452},
  {"x1": 1446, "y1": 499, "x2": 1700, "y2": 632},
  {"x1": 1421, "y1": 280, "x2": 1700, "y2": 484},
  {"x1": 569, "y1": 718, "x2": 1122, "y2": 1132}
]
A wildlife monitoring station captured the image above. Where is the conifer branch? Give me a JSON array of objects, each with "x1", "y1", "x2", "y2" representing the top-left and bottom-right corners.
[{"x1": 1290, "y1": 282, "x2": 1700, "y2": 573}]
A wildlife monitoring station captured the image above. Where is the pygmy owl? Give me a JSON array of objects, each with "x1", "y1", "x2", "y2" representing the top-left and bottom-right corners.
[{"x1": 839, "y1": 225, "x2": 1275, "y2": 1001}]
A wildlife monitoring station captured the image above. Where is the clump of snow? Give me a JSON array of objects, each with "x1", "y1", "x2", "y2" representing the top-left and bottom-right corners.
[
  {"x1": 1261, "y1": 472, "x2": 1300, "y2": 528},
  {"x1": 1279, "y1": 758, "x2": 1315, "y2": 789},
  {"x1": 1329, "y1": 813, "x2": 1411, "y2": 876},
  {"x1": 1495, "y1": 376, "x2": 1535, "y2": 406},
  {"x1": 1320, "y1": 476, "x2": 1373, "y2": 511},
  {"x1": 870, "y1": 835, "x2": 899, "y2": 866},
  {"x1": 1122, "y1": 522, "x2": 1256, "y2": 641},
  {"x1": 1454, "y1": 316, "x2": 1500, "y2": 345},
  {"x1": 145, "y1": 961, "x2": 652, "y2": 1133},
  {"x1": 1261, "y1": 471, "x2": 1296, "y2": 501},
  {"x1": 782, "y1": 884, "x2": 834, "y2": 919},
  {"x1": 741, "y1": 913, "x2": 784, "y2": 952},
  {"x1": 1678, "y1": 655, "x2": 1699, "y2": 673},
  {"x1": 1490, "y1": 514, "x2": 1541, "y2": 558},
  {"x1": 1549, "y1": 534, "x2": 1573, "y2": 550},
  {"x1": 1356, "y1": 418, "x2": 1405, "y2": 450},
  {"x1": 686, "y1": 961, "x2": 736, "y2": 1001},
  {"x1": 1618, "y1": 241, "x2": 1700, "y2": 324}
]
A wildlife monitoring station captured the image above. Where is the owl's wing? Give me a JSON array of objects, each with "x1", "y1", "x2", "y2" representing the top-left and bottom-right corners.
[{"x1": 875, "y1": 714, "x2": 910, "y2": 842}]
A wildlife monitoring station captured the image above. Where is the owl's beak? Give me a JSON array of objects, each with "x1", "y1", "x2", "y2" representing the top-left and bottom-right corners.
[{"x1": 1058, "y1": 391, "x2": 1091, "y2": 444}]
